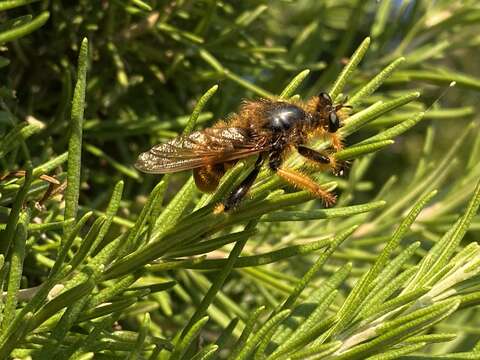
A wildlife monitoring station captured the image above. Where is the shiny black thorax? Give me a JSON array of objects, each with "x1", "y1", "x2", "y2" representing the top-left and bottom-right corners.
[
  {"x1": 261, "y1": 102, "x2": 313, "y2": 171},
  {"x1": 264, "y1": 103, "x2": 311, "y2": 132}
]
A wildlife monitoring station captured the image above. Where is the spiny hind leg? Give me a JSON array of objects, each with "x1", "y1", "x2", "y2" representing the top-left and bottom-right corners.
[{"x1": 276, "y1": 167, "x2": 336, "y2": 207}]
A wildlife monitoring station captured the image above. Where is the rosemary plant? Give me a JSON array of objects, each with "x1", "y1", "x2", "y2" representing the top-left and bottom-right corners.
[{"x1": 0, "y1": 1, "x2": 479, "y2": 359}]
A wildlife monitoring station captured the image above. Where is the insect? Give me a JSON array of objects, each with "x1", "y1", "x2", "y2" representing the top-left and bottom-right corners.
[{"x1": 135, "y1": 92, "x2": 349, "y2": 212}]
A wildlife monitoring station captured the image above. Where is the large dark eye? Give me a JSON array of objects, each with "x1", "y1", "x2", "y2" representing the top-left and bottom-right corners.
[
  {"x1": 328, "y1": 112, "x2": 340, "y2": 133},
  {"x1": 319, "y1": 92, "x2": 332, "y2": 105}
]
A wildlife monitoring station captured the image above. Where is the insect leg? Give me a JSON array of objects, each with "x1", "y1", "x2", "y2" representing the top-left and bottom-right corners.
[
  {"x1": 297, "y1": 145, "x2": 344, "y2": 173},
  {"x1": 322, "y1": 130, "x2": 343, "y2": 151},
  {"x1": 276, "y1": 167, "x2": 336, "y2": 207},
  {"x1": 220, "y1": 155, "x2": 264, "y2": 212},
  {"x1": 297, "y1": 145, "x2": 331, "y2": 165}
]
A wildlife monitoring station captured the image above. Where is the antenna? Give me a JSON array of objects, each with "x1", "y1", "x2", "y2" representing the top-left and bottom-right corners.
[{"x1": 424, "y1": 81, "x2": 456, "y2": 113}]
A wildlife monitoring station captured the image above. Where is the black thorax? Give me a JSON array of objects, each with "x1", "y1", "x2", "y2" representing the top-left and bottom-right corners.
[{"x1": 265, "y1": 103, "x2": 309, "y2": 132}]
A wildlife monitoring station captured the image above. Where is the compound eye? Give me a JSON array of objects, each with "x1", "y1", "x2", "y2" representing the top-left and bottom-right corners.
[
  {"x1": 328, "y1": 112, "x2": 340, "y2": 133},
  {"x1": 319, "y1": 92, "x2": 332, "y2": 105}
]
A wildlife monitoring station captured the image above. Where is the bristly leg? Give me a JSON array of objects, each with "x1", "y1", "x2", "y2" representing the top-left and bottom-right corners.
[
  {"x1": 215, "y1": 155, "x2": 264, "y2": 213},
  {"x1": 329, "y1": 132, "x2": 344, "y2": 151},
  {"x1": 276, "y1": 167, "x2": 336, "y2": 207}
]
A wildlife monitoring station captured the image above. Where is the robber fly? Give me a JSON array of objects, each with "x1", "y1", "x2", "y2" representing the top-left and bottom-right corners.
[{"x1": 135, "y1": 92, "x2": 349, "y2": 212}]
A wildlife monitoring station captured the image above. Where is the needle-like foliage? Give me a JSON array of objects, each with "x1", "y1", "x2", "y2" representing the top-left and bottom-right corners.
[{"x1": 0, "y1": 1, "x2": 479, "y2": 359}]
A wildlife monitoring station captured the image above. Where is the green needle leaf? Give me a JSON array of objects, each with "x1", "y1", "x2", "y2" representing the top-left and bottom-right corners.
[
  {"x1": 0, "y1": 169, "x2": 33, "y2": 255},
  {"x1": 359, "y1": 112, "x2": 425, "y2": 145},
  {"x1": 330, "y1": 37, "x2": 371, "y2": 100},
  {"x1": 0, "y1": 209, "x2": 30, "y2": 331},
  {"x1": 280, "y1": 69, "x2": 310, "y2": 99},
  {"x1": 0, "y1": 11, "x2": 49, "y2": 43},
  {"x1": 187, "y1": 237, "x2": 330, "y2": 269},
  {"x1": 0, "y1": 0, "x2": 41, "y2": 11},
  {"x1": 180, "y1": 221, "x2": 257, "y2": 339},
  {"x1": 331, "y1": 190, "x2": 437, "y2": 336},
  {"x1": 349, "y1": 57, "x2": 406, "y2": 106},
  {"x1": 64, "y1": 37, "x2": 89, "y2": 239},
  {"x1": 0, "y1": 121, "x2": 45, "y2": 158},
  {"x1": 184, "y1": 85, "x2": 219, "y2": 134},
  {"x1": 335, "y1": 140, "x2": 394, "y2": 161},
  {"x1": 170, "y1": 316, "x2": 209, "y2": 360},
  {"x1": 233, "y1": 309, "x2": 291, "y2": 360}
]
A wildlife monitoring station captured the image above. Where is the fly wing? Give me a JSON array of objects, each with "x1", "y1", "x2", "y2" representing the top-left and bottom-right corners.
[{"x1": 135, "y1": 127, "x2": 269, "y2": 174}]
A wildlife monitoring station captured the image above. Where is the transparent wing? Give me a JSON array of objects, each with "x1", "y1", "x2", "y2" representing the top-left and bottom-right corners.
[{"x1": 135, "y1": 127, "x2": 269, "y2": 173}]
